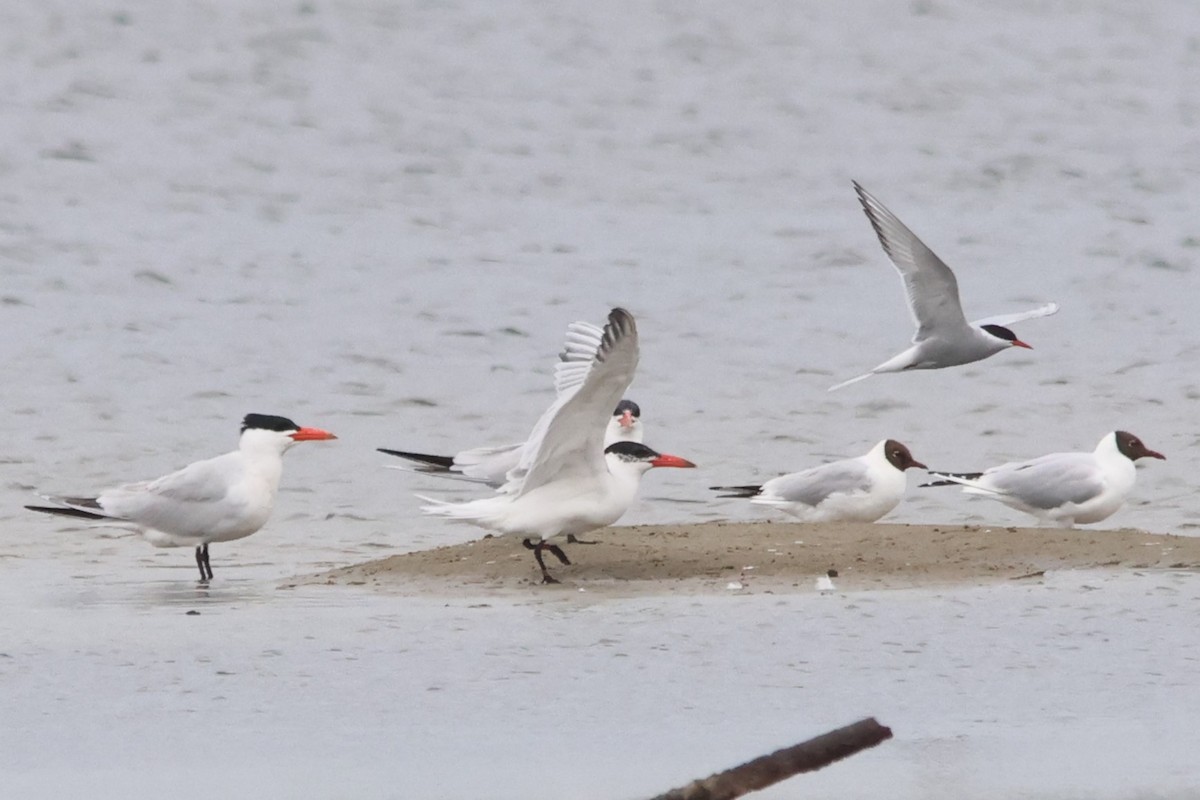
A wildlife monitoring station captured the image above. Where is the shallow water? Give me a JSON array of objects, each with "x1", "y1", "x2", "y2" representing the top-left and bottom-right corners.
[
  {"x1": 4, "y1": 564, "x2": 1200, "y2": 800},
  {"x1": 2, "y1": 1, "x2": 1199, "y2": 796}
]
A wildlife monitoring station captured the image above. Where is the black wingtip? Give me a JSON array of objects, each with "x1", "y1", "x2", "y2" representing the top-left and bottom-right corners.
[
  {"x1": 376, "y1": 448, "x2": 456, "y2": 470},
  {"x1": 25, "y1": 505, "x2": 109, "y2": 520},
  {"x1": 919, "y1": 471, "x2": 983, "y2": 488},
  {"x1": 608, "y1": 307, "x2": 634, "y2": 325},
  {"x1": 592, "y1": 308, "x2": 637, "y2": 365},
  {"x1": 710, "y1": 484, "x2": 762, "y2": 499}
]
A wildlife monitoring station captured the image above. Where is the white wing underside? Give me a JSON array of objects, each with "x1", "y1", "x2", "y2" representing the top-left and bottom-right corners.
[
  {"x1": 553, "y1": 321, "x2": 606, "y2": 396},
  {"x1": 507, "y1": 309, "x2": 639, "y2": 498},
  {"x1": 501, "y1": 319, "x2": 629, "y2": 494},
  {"x1": 971, "y1": 302, "x2": 1060, "y2": 328},
  {"x1": 393, "y1": 320, "x2": 616, "y2": 489}
]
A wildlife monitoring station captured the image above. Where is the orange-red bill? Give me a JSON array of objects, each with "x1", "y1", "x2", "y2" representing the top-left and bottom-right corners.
[
  {"x1": 651, "y1": 454, "x2": 696, "y2": 468},
  {"x1": 291, "y1": 427, "x2": 337, "y2": 441},
  {"x1": 1012, "y1": 339, "x2": 1033, "y2": 350}
]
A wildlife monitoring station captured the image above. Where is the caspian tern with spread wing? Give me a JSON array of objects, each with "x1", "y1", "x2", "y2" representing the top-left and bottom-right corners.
[
  {"x1": 830, "y1": 182, "x2": 1059, "y2": 391},
  {"x1": 25, "y1": 414, "x2": 337, "y2": 580},
  {"x1": 378, "y1": 319, "x2": 644, "y2": 486},
  {"x1": 378, "y1": 401, "x2": 643, "y2": 487},
  {"x1": 921, "y1": 431, "x2": 1164, "y2": 527},
  {"x1": 711, "y1": 439, "x2": 926, "y2": 522},
  {"x1": 419, "y1": 308, "x2": 695, "y2": 583}
]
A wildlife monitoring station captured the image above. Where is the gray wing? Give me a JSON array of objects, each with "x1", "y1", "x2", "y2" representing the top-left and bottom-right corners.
[
  {"x1": 854, "y1": 181, "x2": 971, "y2": 341},
  {"x1": 141, "y1": 454, "x2": 238, "y2": 503},
  {"x1": 762, "y1": 460, "x2": 872, "y2": 507},
  {"x1": 449, "y1": 443, "x2": 522, "y2": 484},
  {"x1": 99, "y1": 453, "x2": 240, "y2": 527},
  {"x1": 983, "y1": 453, "x2": 1105, "y2": 509},
  {"x1": 514, "y1": 308, "x2": 638, "y2": 497}
]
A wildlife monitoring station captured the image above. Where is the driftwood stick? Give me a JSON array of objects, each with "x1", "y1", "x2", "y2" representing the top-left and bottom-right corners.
[{"x1": 648, "y1": 717, "x2": 893, "y2": 800}]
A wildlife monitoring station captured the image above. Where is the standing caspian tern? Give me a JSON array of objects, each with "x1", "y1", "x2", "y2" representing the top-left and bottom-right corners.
[
  {"x1": 25, "y1": 413, "x2": 337, "y2": 580},
  {"x1": 378, "y1": 319, "x2": 644, "y2": 487},
  {"x1": 419, "y1": 308, "x2": 696, "y2": 584},
  {"x1": 829, "y1": 182, "x2": 1059, "y2": 391},
  {"x1": 711, "y1": 439, "x2": 926, "y2": 522},
  {"x1": 921, "y1": 431, "x2": 1165, "y2": 527}
]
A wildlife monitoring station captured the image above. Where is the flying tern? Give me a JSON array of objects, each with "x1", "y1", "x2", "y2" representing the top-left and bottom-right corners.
[
  {"x1": 830, "y1": 182, "x2": 1058, "y2": 391},
  {"x1": 25, "y1": 413, "x2": 337, "y2": 580}
]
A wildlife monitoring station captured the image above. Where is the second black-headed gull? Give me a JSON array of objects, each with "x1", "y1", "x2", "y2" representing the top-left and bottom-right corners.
[
  {"x1": 921, "y1": 430, "x2": 1165, "y2": 527},
  {"x1": 378, "y1": 319, "x2": 644, "y2": 487},
  {"x1": 419, "y1": 308, "x2": 695, "y2": 583},
  {"x1": 830, "y1": 182, "x2": 1059, "y2": 391},
  {"x1": 25, "y1": 414, "x2": 337, "y2": 580},
  {"x1": 711, "y1": 439, "x2": 926, "y2": 522}
]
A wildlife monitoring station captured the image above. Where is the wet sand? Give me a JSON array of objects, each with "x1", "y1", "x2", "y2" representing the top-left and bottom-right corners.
[{"x1": 305, "y1": 521, "x2": 1200, "y2": 596}]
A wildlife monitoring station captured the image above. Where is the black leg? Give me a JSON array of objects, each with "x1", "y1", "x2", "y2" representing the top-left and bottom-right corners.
[
  {"x1": 566, "y1": 533, "x2": 599, "y2": 545},
  {"x1": 545, "y1": 543, "x2": 571, "y2": 565},
  {"x1": 196, "y1": 543, "x2": 213, "y2": 581},
  {"x1": 522, "y1": 538, "x2": 561, "y2": 584}
]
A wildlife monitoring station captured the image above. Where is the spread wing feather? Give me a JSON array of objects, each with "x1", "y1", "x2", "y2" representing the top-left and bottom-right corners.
[{"x1": 510, "y1": 308, "x2": 639, "y2": 497}]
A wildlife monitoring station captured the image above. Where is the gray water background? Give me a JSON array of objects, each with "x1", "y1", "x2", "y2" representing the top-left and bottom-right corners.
[
  {"x1": 2, "y1": 2, "x2": 1200, "y2": 797},
  {"x1": 3, "y1": 1, "x2": 1198, "y2": 570}
]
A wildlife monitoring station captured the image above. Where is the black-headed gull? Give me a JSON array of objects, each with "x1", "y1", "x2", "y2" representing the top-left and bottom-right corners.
[
  {"x1": 922, "y1": 430, "x2": 1164, "y2": 527},
  {"x1": 25, "y1": 414, "x2": 337, "y2": 580},
  {"x1": 830, "y1": 182, "x2": 1059, "y2": 391},
  {"x1": 378, "y1": 319, "x2": 644, "y2": 486},
  {"x1": 419, "y1": 308, "x2": 695, "y2": 583},
  {"x1": 711, "y1": 439, "x2": 926, "y2": 522}
]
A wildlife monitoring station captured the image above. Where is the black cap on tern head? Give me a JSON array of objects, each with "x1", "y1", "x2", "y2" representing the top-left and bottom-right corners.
[
  {"x1": 241, "y1": 414, "x2": 300, "y2": 434},
  {"x1": 607, "y1": 439, "x2": 696, "y2": 469},
  {"x1": 980, "y1": 324, "x2": 1033, "y2": 350},
  {"x1": 979, "y1": 323, "x2": 1036, "y2": 347},
  {"x1": 980, "y1": 324, "x2": 1018, "y2": 343},
  {"x1": 604, "y1": 440, "x2": 659, "y2": 461},
  {"x1": 613, "y1": 399, "x2": 641, "y2": 418}
]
